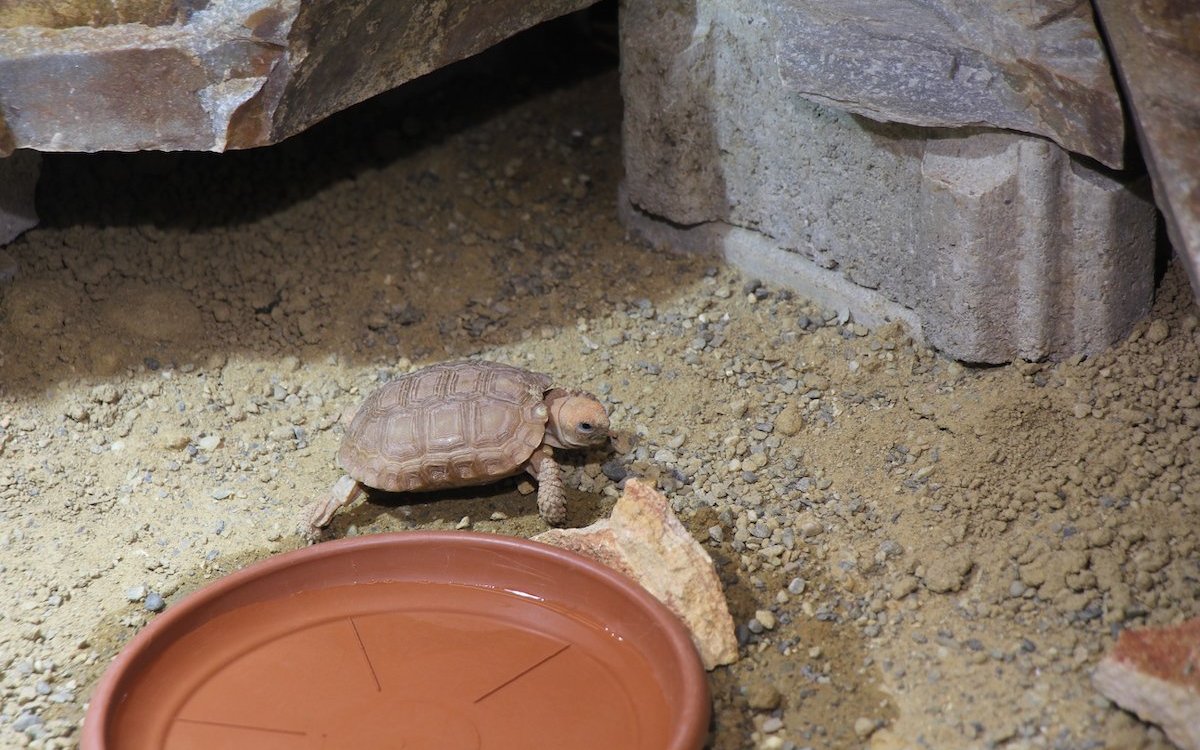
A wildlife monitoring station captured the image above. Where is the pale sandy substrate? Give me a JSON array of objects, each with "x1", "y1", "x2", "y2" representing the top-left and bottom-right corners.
[{"x1": 1, "y1": 39, "x2": 1197, "y2": 750}]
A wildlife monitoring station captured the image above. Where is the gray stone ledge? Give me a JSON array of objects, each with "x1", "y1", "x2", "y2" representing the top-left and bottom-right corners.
[{"x1": 618, "y1": 192, "x2": 925, "y2": 341}]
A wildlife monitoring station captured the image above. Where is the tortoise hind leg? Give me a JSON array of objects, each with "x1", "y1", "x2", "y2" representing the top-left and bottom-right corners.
[
  {"x1": 304, "y1": 475, "x2": 364, "y2": 539},
  {"x1": 525, "y1": 446, "x2": 566, "y2": 526}
]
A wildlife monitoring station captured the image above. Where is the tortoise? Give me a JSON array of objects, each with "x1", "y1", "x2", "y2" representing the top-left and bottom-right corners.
[{"x1": 305, "y1": 360, "x2": 610, "y2": 535}]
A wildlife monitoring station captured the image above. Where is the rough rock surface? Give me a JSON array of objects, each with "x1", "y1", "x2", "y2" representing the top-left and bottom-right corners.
[
  {"x1": 535, "y1": 478, "x2": 738, "y2": 670},
  {"x1": 1092, "y1": 617, "x2": 1200, "y2": 750},
  {"x1": 0, "y1": 0, "x2": 591, "y2": 153},
  {"x1": 620, "y1": 0, "x2": 1156, "y2": 363},
  {"x1": 769, "y1": 0, "x2": 1127, "y2": 169},
  {"x1": 1093, "y1": 0, "x2": 1200, "y2": 306}
]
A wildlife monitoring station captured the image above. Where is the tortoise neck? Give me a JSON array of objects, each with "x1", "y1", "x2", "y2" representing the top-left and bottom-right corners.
[{"x1": 542, "y1": 389, "x2": 571, "y2": 448}]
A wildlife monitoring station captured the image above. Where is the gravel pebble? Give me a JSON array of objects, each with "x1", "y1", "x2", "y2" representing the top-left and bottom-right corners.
[
  {"x1": 773, "y1": 405, "x2": 804, "y2": 436},
  {"x1": 1146, "y1": 319, "x2": 1169, "y2": 343},
  {"x1": 198, "y1": 434, "x2": 221, "y2": 451},
  {"x1": 853, "y1": 717, "x2": 880, "y2": 739},
  {"x1": 746, "y1": 683, "x2": 782, "y2": 711}
]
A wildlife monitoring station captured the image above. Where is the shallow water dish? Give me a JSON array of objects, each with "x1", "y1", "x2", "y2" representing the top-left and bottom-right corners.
[{"x1": 81, "y1": 531, "x2": 710, "y2": 750}]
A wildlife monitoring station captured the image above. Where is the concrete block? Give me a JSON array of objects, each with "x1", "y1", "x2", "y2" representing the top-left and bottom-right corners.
[
  {"x1": 620, "y1": 0, "x2": 1157, "y2": 363},
  {"x1": 914, "y1": 135, "x2": 1155, "y2": 362}
]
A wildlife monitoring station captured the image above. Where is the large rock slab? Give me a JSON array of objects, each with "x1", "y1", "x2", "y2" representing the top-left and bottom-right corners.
[
  {"x1": 1092, "y1": 617, "x2": 1200, "y2": 750},
  {"x1": 1093, "y1": 0, "x2": 1200, "y2": 306},
  {"x1": 0, "y1": 0, "x2": 591, "y2": 153},
  {"x1": 620, "y1": 0, "x2": 1156, "y2": 363},
  {"x1": 534, "y1": 479, "x2": 739, "y2": 670},
  {"x1": 768, "y1": 0, "x2": 1127, "y2": 169}
]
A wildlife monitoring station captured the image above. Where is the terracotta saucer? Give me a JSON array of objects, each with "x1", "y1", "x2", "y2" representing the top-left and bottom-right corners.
[{"x1": 82, "y1": 531, "x2": 710, "y2": 750}]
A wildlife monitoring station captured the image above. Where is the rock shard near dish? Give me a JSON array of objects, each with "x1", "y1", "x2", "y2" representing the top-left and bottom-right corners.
[
  {"x1": 535, "y1": 478, "x2": 739, "y2": 670},
  {"x1": 1092, "y1": 616, "x2": 1200, "y2": 750}
]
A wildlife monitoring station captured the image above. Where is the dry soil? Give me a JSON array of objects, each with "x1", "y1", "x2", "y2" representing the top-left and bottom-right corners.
[{"x1": 1, "y1": 25, "x2": 1198, "y2": 750}]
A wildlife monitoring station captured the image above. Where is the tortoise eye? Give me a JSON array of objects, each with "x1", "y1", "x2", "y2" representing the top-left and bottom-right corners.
[{"x1": 579, "y1": 422, "x2": 593, "y2": 432}]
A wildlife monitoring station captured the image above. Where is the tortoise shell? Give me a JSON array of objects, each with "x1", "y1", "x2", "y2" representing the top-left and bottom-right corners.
[{"x1": 338, "y1": 361, "x2": 553, "y2": 492}]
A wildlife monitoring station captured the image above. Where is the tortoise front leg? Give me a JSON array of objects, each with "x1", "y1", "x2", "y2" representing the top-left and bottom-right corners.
[
  {"x1": 304, "y1": 474, "x2": 364, "y2": 539},
  {"x1": 525, "y1": 446, "x2": 566, "y2": 526}
]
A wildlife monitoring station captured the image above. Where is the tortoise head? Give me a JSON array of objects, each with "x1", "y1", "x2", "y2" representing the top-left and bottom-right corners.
[{"x1": 542, "y1": 389, "x2": 610, "y2": 450}]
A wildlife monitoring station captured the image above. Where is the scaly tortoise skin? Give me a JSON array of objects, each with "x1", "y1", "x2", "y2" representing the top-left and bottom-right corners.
[{"x1": 305, "y1": 360, "x2": 610, "y2": 535}]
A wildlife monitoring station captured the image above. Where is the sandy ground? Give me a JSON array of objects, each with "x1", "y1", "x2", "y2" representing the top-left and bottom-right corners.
[{"x1": 1, "y1": 23, "x2": 1198, "y2": 750}]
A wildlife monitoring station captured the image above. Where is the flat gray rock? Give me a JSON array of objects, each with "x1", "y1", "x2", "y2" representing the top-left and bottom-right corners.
[
  {"x1": 1093, "y1": 0, "x2": 1200, "y2": 305},
  {"x1": 769, "y1": 0, "x2": 1127, "y2": 169}
]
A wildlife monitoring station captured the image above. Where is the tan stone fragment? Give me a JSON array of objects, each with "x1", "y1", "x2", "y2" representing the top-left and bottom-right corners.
[
  {"x1": 534, "y1": 478, "x2": 738, "y2": 669},
  {"x1": 1092, "y1": 616, "x2": 1200, "y2": 750}
]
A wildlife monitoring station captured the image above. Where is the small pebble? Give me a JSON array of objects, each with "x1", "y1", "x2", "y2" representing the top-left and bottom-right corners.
[
  {"x1": 144, "y1": 592, "x2": 166, "y2": 612},
  {"x1": 755, "y1": 609, "x2": 777, "y2": 630},
  {"x1": 1145, "y1": 319, "x2": 1169, "y2": 343},
  {"x1": 854, "y1": 717, "x2": 880, "y2": 739},
  {"x1": 745, "y1": 683, "x2": 782, "y2": 711},
  {"x1": 774, "y1": 405, "x2": 804, "y2": 436},
  {"x1": 198, "y1": 434, "x2": 222, "y2": 451},
  {"x1": 601, "y1": 459, "x2": 628, "y2": 482}
]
